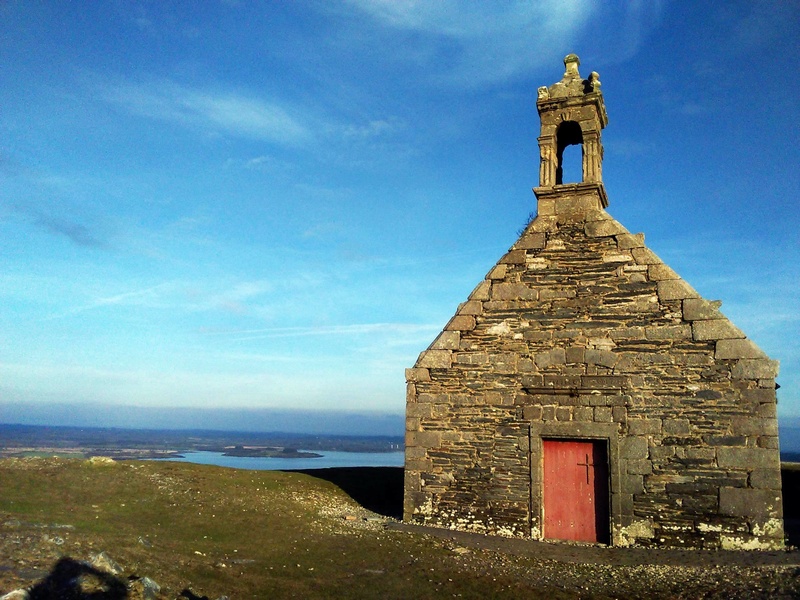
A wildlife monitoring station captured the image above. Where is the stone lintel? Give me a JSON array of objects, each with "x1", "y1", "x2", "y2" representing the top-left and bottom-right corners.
[{"x1": 533, "y1": 182, "x2": 608, "y2": 212}]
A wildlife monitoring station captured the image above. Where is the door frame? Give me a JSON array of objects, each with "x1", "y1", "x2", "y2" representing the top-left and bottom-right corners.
[{"x1": 529, "y1": 421, "x2": 620, "y2": 545}]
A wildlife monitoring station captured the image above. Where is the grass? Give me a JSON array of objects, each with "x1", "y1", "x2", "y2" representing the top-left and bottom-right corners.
[
  {"x1": 4, "y1": 458, "x2": 799, "y2": 599},
  {"x1": 0, "y1": 458, "x2": 571, "y2": 599}
]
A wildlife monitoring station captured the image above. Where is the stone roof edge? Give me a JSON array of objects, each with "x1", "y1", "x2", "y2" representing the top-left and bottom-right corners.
[{"x1": 409, "y1": 209, "x2": 779, "y2": 381}]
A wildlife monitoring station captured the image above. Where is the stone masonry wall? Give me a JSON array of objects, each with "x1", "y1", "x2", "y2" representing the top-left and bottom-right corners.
[{"x1": 404, "y1": 186, "x2": 783, "y2": 550}]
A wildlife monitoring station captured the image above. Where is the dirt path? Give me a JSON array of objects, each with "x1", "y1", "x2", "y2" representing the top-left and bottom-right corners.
[{"x1": 388, "y1": 522, "x2": 800, "y2": 568}]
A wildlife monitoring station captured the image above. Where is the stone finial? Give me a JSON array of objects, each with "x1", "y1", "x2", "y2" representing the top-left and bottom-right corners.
[
  {"x1": 564, "y1": 53, "x2": 581, "y2": 77},
  {"x1": 588, "y1": 71, "x2": 601, "y2": 92},
  {"x1": 537, "y1": 86, "x2": 550, "y2": 101}
]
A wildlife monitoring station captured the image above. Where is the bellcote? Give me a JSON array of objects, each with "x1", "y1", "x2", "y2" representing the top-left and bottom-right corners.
[{"x1": 534, "y1": 54, "x2": 608, "y2": 211}]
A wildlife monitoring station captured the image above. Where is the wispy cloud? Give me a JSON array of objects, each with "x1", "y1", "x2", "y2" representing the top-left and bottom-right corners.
[
  {"x1": 10, "y1": 203, "x2": 106, "y2": 248},
  {"x1": 45, "y1": 282, "x2": 177, "y2": 320},
  {"x1": 343, "y1": 0, "x2": 596, "y2": 86},
  {"x1": 34, "y1": 213, "x2": 105, "y2": 247},
  {"x1": 104, "y1": 79, "x2": 311, "y2": 145}
]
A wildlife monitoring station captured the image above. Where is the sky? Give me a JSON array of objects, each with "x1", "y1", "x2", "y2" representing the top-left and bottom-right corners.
[{"x1": 1, "y1": 1, "x2": 799, "y2": 434}]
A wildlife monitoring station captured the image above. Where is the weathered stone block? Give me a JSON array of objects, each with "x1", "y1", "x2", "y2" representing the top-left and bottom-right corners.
[
  {"x1": 526, "y1": 256, "x2": 549, "y2": 270},
  {"x1": 620, "y1": 436, "x2": 648, "y2": 460},
  {"x1": 715, "y1": 339, "x2": 768, "y2": 360},
  {"x1": 530, "y1": 215, "x2": 557, "y2": 232},
  {"x1": 594, "y1": 406, "x2": 613, "y2": 422},
  {"x1": 741, "y1": 388, "x2": 775, "y2": 404},
  {"x1": 756, "y1": 403, "x2": 777, "y2": 418},
  {"x1": 610, "y1": 327, "x2": 645, "y2": 340},
  {"x1": 406, "y1": 402, "x2": 432, "y2": 418},
  {"x1": 492, "y1": 282, "x2": 538, "y2": 301},
  {"x1": 405, "y1": 458, "x2": 433, "y2": 471},
  {"x1": 631, "y1": 247, "x2": 662, "y2": 265},
  {"x1": 445, "y1": 315, "x2": 476, "y2": 331},
  {"x1": 565, "y1": 346, "x2": 585, "y2": 363},
  {"x1": 649, "y1": 446, "x2": 674, "y2": 460},
  {"x1": 514, "y1": 232, "x2": 546, "y2": 249},
  {"x1": 758, "y1": 436, "x2": 780, "y2": 450},
  {"x1": 683, "y1": 298, "x2": 723, "y2": 321},
  {"x1": 628, "y1": 418, "x2": 662, "y2": 435},
  {"x1": 573, "y1": 406, "x2": 593, "y2": 421},
  {"x1": 405, "y1": 368, "x2": 431, "y2": 382},
  {"x1": 717, "y1": 447, "x2": 779, "y2": 469},
  {"x1": 490, "y1": 353, "x2": 519, "y2": 374},
  {"x1": 408, "y1": 430, "x2": 441, "y2": 448},
  {"x1": 522, "y1": 405, "x2": 542, "y2": 420},
  {"x1": 730, "y1": 417, "x2": 778, "y2": 437},
  {"x1": 469, "y1": 280, "x2": 491, "y2": 301},
  {"x1": 657, "y1": 279, "x2": 700, "y2": 301},
  {"x1": 621, "y1": 473, "x2": 644, "y2": 495},
  {"x1": 602, "y1": 252, "x2": 631, "y2": 263},
  {"x1": 626, "y1": 459, "x2": 653, "y2": 475},
  {"x1": 645, "y1": 324, "x2": 691, "y2": 340},
  {"x1": 731, "y1": 359, "x2": 779, "y2": 379},
  {"x1": 581, "y1": 375, "x2": 627, "y2": 389},
  {"x1": 455, "y1": 352, "x2": 488, "y2": 365},
  {"x1": 692, "y1": 319, "x2": 744, "y2": 341},
  {"x1": 417, "y1": 350, "x2": 452, "y2": 369},
  {"x1": 585, "y1": 218, "x2": 626, "y2": 237},
  {"x1": 585, "y1": 348, "x2": 618, "y2": 368},
  {"x1": 719, "y1": 487, "x2": 782, "y2": 518},
  {"x1": 663, "y1": 419, "x2": 690, "y2": 435},
  {"x1": 534, "y1": 348, "x2": 566, "y2": 369},
  {"x1": 458, "y1": 300, "x2": 484, "y2": 315},
  {"x1": 501, "y1": 249, "x2": 527, "y2": 264},
  {"x1": 616, "y1": 233, "x2": 644, "y2": 249},
  {"x1": 556, "y1": 407, "x2": 572, "y2": 421},
  {"x1": 488, "y1": 264, "x2": 507, "y2": 280},
  {"x1": 647, "y1": 263, "x2": 679, "y2": 281},
  {"x1": 431, "y1": 331, "x2": 460, "y2": 350},
  {"x1": 539, "y1": 288, "x2": 576, "y2": 300},
  {"x1": 749, "y1": 469, "x2": 782, "y2": 490}
]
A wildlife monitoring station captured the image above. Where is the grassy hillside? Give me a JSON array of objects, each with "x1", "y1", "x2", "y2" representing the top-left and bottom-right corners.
[{"x1": 1, "y1": 458, "x2": 799, "y2": 599}]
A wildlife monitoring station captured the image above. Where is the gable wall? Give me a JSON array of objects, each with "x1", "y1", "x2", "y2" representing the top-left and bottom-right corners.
[{"x1": 404, "y1": 190, "x2": 783, "y2": 550}]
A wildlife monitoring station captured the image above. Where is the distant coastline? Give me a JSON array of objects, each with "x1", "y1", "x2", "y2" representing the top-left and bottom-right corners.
[{"x1": 0, "y1": 423, "x2": 403, "y2": 463}]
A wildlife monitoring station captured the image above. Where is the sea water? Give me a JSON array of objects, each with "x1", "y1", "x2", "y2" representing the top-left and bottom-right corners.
[{"x1": 160, "y1": 450, "x2": 405, "y2": 470}]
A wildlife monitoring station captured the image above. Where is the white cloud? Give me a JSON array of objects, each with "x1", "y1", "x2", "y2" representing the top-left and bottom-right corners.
[
  {"x1": 104, "y1": 79, "x2": 311, "y2": 145},
  {"x1": 343, "y1": 0, "x2": 596, "y2": 86}
]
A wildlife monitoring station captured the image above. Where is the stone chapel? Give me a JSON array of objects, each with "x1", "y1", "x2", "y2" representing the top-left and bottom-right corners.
[{"x1": 403, "y1": 54, "x2": 784, "y2": 550}]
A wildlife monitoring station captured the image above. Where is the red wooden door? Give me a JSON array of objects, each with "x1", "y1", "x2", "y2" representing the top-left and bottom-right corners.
[{"x1": 543, "y1": 439, "x2": 609, "y2": 543}]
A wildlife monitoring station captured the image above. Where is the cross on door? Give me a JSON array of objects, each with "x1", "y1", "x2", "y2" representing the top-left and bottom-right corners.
[{"x1": 576, "y1": 453, "x2": 593, "y2": 484}]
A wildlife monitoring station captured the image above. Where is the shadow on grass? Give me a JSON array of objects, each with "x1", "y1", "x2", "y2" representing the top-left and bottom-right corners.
[
  {"x1": 27, "y1": 557, "x2": 127, "y2": 599},
  {"x1": 289, "y1": 466, "x2": 404, "y2": 519}
]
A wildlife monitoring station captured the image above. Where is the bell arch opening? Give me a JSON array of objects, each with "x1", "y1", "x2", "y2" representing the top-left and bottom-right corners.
[{"x1": 556, "y1": 121, "x2": 583, "y2": 185}]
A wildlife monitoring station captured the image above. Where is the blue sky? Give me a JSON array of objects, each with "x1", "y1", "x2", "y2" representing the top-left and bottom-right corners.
[{"x1": 1, "y1": 1, "x2": 799, "y2": 432}]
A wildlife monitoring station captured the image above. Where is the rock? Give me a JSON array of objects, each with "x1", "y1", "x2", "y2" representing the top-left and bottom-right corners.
[
  {"x1": 0, "y1": 590, "x2": 29, "y2": 600},
  {"x1": 128, "y1": 575, "x2": 161, "y2": 600},
  {"x1": 90, "y1": 551, "x2": 124, "y2": 576}
]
